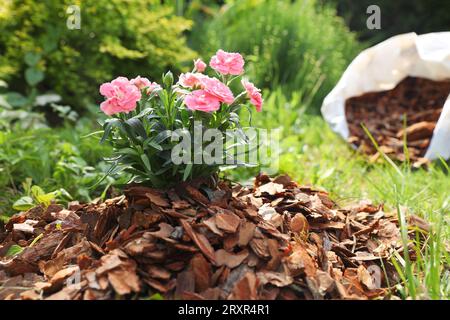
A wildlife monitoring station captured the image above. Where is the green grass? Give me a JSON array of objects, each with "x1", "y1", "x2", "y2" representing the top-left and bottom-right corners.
[{"x1": 233, "y1": 89, "x2": 450, "y2": 299}]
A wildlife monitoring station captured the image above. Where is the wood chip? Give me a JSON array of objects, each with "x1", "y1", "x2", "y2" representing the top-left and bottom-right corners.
[
  {"x1": 215, "y1": 249, "x2": 249, "y2": 269},
  {"x1": 215, "y1": 212, "x2": 240, "y2": 233},
  {"x1": 180, "y1": 219, "x2": 216, "y2": 264}
]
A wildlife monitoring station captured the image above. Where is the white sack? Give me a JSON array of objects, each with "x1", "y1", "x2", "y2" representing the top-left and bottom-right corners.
[{"x1": 321, "y1": 32, "x2": 450, "y2": 160}]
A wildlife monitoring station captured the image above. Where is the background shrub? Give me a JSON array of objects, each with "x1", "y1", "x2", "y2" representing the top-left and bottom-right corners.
[
  {"x1": 0, "y1": 0, "x2": 196, "y2": 111},
  {"x1": 191, "y1": 0, "x2": 360, "y2": 112}
]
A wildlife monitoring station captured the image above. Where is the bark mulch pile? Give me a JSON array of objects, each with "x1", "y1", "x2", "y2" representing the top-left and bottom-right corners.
[
  {"x1": 345, "y1": 76, "x2": 450, "y2": 166},
  {"x1": 0, "y1": 175, "x2": 428, "y2": 300}
]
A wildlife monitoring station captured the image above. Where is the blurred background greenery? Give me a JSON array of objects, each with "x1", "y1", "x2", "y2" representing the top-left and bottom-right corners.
[
  {"x1": 0, "y1": 0, "x2": 195, "y2": 113},
  {"x1": 0, "y1": 0, "x2": 448, "y2": 213},
  {"x1": 0, "y1": 0, "x2": 449, "y2": 299}
]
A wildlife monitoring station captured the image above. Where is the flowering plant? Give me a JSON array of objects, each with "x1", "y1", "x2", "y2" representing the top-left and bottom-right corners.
[{"x1": 97, "y1": 50, "x2": 263, "y2": 188}]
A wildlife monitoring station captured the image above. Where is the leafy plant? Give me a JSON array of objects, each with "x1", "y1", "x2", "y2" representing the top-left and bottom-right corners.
[
  {"x1": 0, "y1": 52, "x2": 78, "y2": 130},
  {"x1": 97, "y1": 52, "x2": 263, "y2": 188},
  {"x1": 12, "y1": 178, "x2": 70, "y2": 211},
  {"x1": 0, "y1": 120, "x2": 118, "y2": 216}
]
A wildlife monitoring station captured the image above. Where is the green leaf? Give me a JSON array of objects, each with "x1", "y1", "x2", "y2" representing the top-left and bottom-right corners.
[
  {"x1": 29, "y1": 233, "x2": 44, "y2": 247},
  {"x1": 140, "y1": 154, "x2": 152, "y2": 173},
  {"x1": 125, "y1": 167, "x2": 147, "y2": 178},
  {"x1": 30, "y1": 185, "x2": 55, "y2": 207},
  {"x1": 31, "y1": 185, "x2": 45, "y2": 198},
  {"x1": 154, "y1": 166, "x2": 171, "y2": 175},
  {"x1": 42, "y1": 33, "x2": 58, "y2": 53},
  {"x1": 24, "y1": 52, "x2": 41, "y2": 66},
  {"x1": 121, "y1": 121, "x2": 139, "y2": 143},
  {"x1": 35, "y1": 93, "x2": 61, "y2": 106},
  {"x1": 58, "y1": 188, "x2": 72, "y2": 200},
  {"x1": 147, "y1": 140, "x2": 163, "y2": 151},
  {"x1": 101, "y1": 118, "x2": 121, "y2": 143},
  {"x1": 25, "y1": 68, "x2": 44, "y2": 86},
  {"x1": 148, "y1": 293, "x2": 163, "y2": 300},
  {"x1": 180, "y1": 108, "x2": 190, "y2": 126},
  {"x1": 154, "y1": 130, "x2": 172, "y2": 144},
  {"x1": 35, "y1": 192, "x2": 56, "y2": 207},
  {"x1": 143, "y1": 136, "x2": 163, "y2": 151},
  {"x1": 146, "y1": 114, "x2": 160, "y2": 122},
  {"x1": 183, "y1": 163, "x2": 193, "y2": 181},
  {"x1": 12, "y1": 196, "x2": 35, "y2": 211},
  {"x1": 0, "y1": 95, "x2": 12, "y2": 109},
  {"x1": 135, "y1": 107, "x2": 154, "y2": 118},
  {"x1": 99, "y1": 36, "x2": 147, "y2": 59},
  {"x1": 163, "y1": 71, "x2": 174, "y2": 88},
  {"x1": 117, "y1": 148, "x2": 140, "y2": 157},
  {"x1": 5, "y1": 245, "x2": 24, "y2": 257},
  {"x1": 90, "y1": 161, "x2": 119, "y2": 189},
  {"x1": 22, "y1": 178, "x2": 33, "y2": 196},
  {"x1": 5, "y1": 92, "x2": 28, "y2": 107},
  {"x1": 126, "y1": 118, "x2": 147, "y2": 139}
]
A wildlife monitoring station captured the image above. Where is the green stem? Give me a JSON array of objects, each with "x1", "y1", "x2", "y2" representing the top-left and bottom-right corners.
[{"x1": 5, "y1": 165, "x2": 18, "y2": 194}]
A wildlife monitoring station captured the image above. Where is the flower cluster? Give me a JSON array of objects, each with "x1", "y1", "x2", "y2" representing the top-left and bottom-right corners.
[{"x1": 99, "y1": 49, "x2": 263, "y2": 116}]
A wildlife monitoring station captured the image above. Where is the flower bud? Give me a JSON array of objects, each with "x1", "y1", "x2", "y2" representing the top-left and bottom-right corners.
[{"x1": 163, "y1": 71, "x2": 174, "y2": 88}]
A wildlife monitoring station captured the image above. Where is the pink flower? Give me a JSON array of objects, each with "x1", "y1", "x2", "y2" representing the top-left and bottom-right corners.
[
  {"x1": 199, "y1": 76, "x2": 234, "y2": 104},
  {"x1": 178, "y1": 72, "x2": 204, "y2": 89},
  {"x1": 130, "y1": 76, "x2": 151, "y2": 90},
  {"x1": 184, "y1": 90, "x2": 221, "y2": 112},
  {"x1": 194, "y1": 59, "x2": 207, "y2": 73},
  {"x1": 131, "y1": 76, "x2": 161, "y2": 94},
  {"x1": 209, "y1": 49, "x2": 244, "y2": 75},
  {"x1": 242, "y1": 79, "x2": 263, "y2": 112},
  {"x1": 99, "y1": 77, "x2": 141, "y2": 116},
  {"x1": 146, "y1": 82, "x2": 161, "y2": 94}
]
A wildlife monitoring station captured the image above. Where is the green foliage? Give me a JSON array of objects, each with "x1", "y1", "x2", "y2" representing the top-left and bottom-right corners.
[
  {"x1": 12, "y1": 180, "x2": 69, "y2": 211},
  {"x1": 0, "y1": 119, "x2": 120, "y2": 216},
  {"x1": 5, "y1": 244, "x2": 24, "y2": 257},
  {"x1": 0, "y1": 55, "x2": 78, "y2": 130},
  {"x1": 191, "y1": 0, "x2": 360, "y2": 112},
  {"x1": 0, "y1": 0, "x2": 196, "y2": 110}
]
